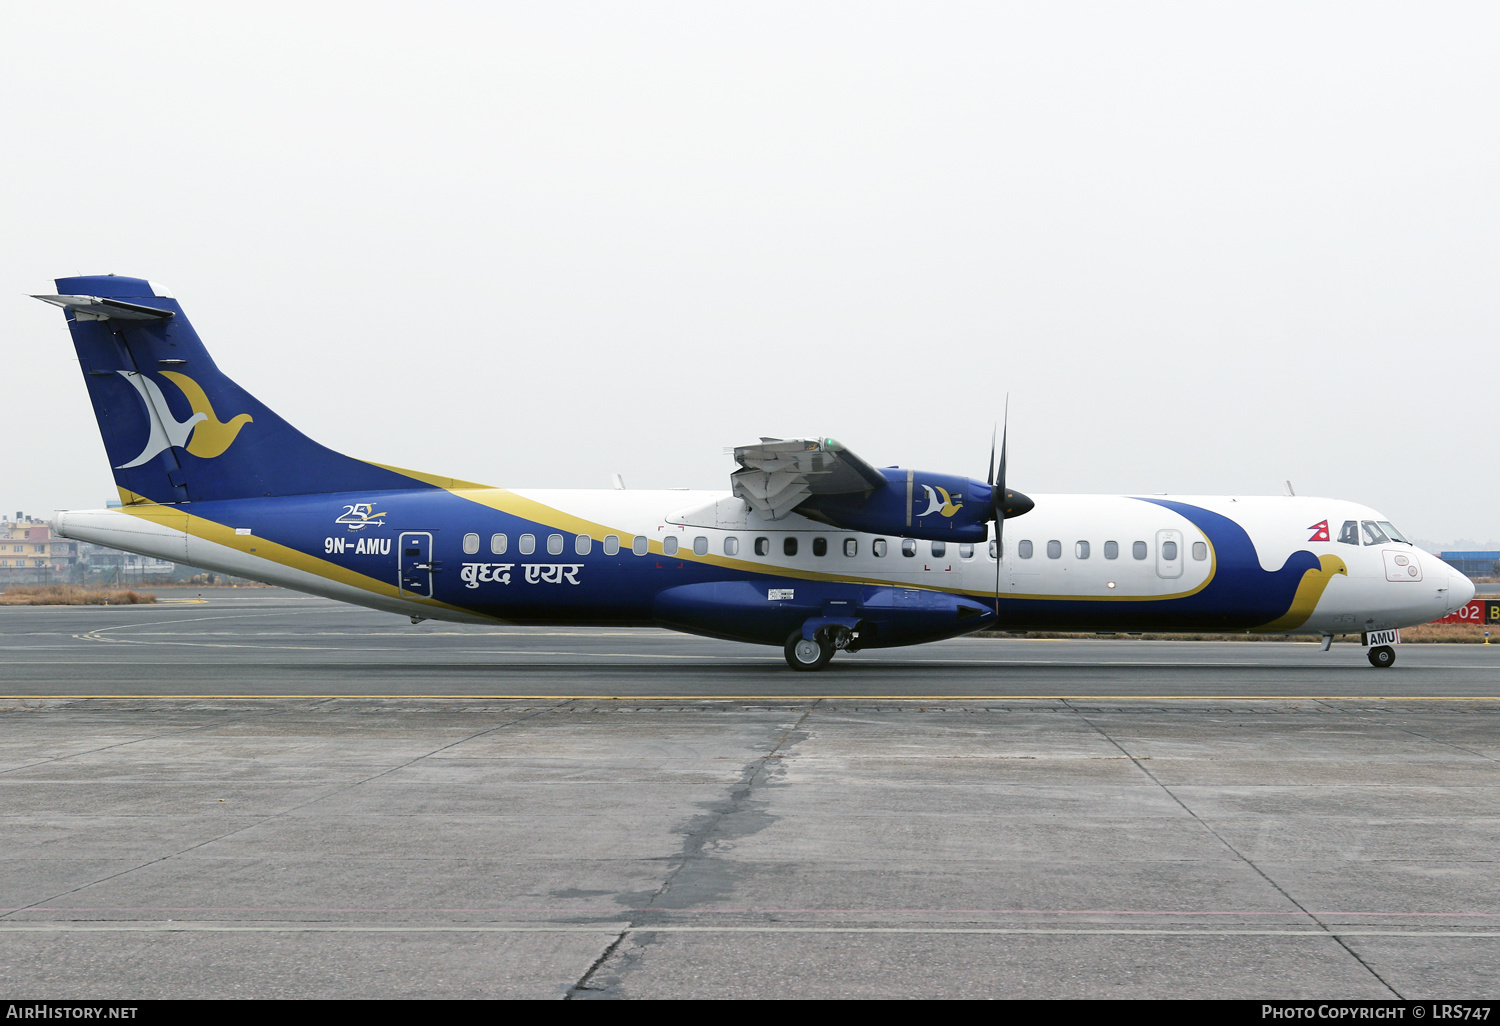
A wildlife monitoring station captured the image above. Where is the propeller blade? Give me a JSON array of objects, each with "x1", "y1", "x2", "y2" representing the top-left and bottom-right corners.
[
  {"x1": 986, "y1": 423, "x2": 997, "y2": 487},
  {"x1": 992, "y1": 397, "x2": 1009, "y2": 617},
  {"x1": 996, "y1": 396, "x2": 1009, "y2": 498},
  {"x1": 993, "y1": 514, "x2": 1002, "y2": 618}
]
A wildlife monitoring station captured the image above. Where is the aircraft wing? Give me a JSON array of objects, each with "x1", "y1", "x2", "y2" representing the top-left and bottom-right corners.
[{"x1": 730, "y1": 437, "x2": 887, "y2": 519}]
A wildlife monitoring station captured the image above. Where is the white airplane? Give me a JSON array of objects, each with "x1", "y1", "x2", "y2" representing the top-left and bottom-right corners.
[{"x1": 39, "y1": 276, "x2": 1474, "y2": 669}]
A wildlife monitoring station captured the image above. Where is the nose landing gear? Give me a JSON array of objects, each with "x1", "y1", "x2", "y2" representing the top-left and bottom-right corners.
[{"x1": 1368, "y1": 645, "x2": 1396, "y2": 668}]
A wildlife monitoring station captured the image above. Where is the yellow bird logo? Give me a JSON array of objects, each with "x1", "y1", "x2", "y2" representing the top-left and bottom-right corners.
[{"x1": 158, "y1": 371, "x2": 254, "y2": 458}]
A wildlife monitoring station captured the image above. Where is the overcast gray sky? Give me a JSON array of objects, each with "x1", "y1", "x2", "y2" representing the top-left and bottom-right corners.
[{"x1": 3, "y1": 2, "x2": 1495, "y2": 546}]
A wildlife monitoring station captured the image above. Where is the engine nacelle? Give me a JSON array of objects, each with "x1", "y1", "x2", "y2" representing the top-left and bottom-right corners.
[{"x1": 798, "y1": 468, "x2": 994, "y2": 543}]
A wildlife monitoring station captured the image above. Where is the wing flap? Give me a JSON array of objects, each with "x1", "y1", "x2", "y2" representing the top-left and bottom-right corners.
[{"x1": 730, "y1": 437, "x2": 887, "y2": 520}]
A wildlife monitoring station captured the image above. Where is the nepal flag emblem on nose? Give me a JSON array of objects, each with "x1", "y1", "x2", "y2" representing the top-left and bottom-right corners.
[{"x1": 1308, "y1": 520, "x2": 1330, "y2": 542}]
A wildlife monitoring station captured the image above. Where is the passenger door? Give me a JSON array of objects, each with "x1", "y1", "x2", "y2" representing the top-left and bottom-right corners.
[{"x1": 398, "y1": 531, "x2": 435, "y2": 598}]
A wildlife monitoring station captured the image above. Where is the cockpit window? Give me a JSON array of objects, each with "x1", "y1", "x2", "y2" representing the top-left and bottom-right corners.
[
  {"x1": 1337, "y1": 521, "x2": 1359, "y2": 546},
  {"x1": 1361, "y1": 521, "x2": 1390, "y2": 546},
  {"x1": 1377, "y1": 521, "x2": 1409, "y2": 544}
]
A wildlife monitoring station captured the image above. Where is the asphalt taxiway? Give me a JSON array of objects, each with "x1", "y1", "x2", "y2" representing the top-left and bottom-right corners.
[
  {"x1": 1, "y1": 587, "x2": 1495, "y2": 698},
  {"x1": 2, "y1": 589, "x2": 1498, "y2": 998}
]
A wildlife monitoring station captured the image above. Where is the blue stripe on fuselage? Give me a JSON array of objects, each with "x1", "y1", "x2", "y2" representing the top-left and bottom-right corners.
[{"x1": 177, "y1": 492, "x2": 1319, "y2": 643}]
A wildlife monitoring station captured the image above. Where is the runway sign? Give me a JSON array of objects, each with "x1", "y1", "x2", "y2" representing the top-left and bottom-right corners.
[{"x1": 1433, "y1": 599, "x2": 1500, "y2": 625}]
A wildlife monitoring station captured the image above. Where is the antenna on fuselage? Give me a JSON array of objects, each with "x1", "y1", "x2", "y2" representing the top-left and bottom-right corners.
[
  {"x1": 612, "y1": 473, "x2": 627, "y2": 490},
  {"x1": 1285, "y1": 481, "x2": 1296, "y2": 496}
]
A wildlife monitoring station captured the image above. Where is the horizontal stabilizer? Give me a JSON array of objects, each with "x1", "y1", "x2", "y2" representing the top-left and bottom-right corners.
[{"x1": 33, "y1": 294, "x2": 175, "y2": 321}]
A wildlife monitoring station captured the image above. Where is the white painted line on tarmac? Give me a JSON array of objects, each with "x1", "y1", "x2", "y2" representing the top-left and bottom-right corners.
[{"x1": 1, "y1": 923, "x2": 1498, "y2": 937}]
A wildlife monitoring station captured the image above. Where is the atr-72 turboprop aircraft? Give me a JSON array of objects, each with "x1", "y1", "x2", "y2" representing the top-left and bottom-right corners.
[{"x1": 36, "y1": 276, "x2": 1472, "y2": 670}]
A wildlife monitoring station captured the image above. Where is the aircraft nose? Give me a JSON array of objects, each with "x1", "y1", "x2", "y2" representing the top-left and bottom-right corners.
[{"x1": 1450, "y1": 565, "x2": 1476, "y2": 609}]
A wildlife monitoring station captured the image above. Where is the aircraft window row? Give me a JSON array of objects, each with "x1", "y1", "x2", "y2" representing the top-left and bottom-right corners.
[
  {"x1": 460, "y1": 531, "x2": 1207, "y2": 564},
  {"x1": 1010, "y1": 538, "x2": 1208, "y2": 561}
]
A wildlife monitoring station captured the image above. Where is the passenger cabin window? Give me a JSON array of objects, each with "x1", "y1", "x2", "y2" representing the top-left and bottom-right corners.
[
  {"x1": 988, "y1": 539, "x2": 999, "y2": 559},
  {"x1": 603, "y1": 535, "x2": 620, "y2": 555},
  {"x1": 547, "y1": 534, "x2": 564, "y2": 555},
  {"x1": 491, "y1": 533, "x2": 508, "y2": 555},
  {"x1": 844, "y1": 538, "x2": 858, "y2": 557},
  {"x1": 1132, "y1": 541, "x2": 1148, "y2": 560},
  {"x1": 755, "y1": 537, "x2": 770, "y2": 556},
  {"x1": 693, "y1": 536, "x2": 708, "y2": 556},
  {"x1": 784, "y1": 537, "x2": 798, "y2": 557},
  {"x1": 632, "y1": 535, "x2": 648, "y2": 556},
  {"x1": 724, "y1": 536, "x2": 739, "y2": 556},
  {"x1": 1161, "y1": 540, "x2": 1178, "y2": 561},
  {"x1": 1361, "y1": 521, "x2": 1390, "y2": 546},
  {"x1": 519, "y1": 534, "x2": 536, "y2": 555},
  {"x1": 575, "y1": 534, "x2": 592, "y2": 555},
  {"x1": 1076, "y1": 541, "x2": 1090, "y2": 559},
  {"x1": 931, "y1": 541, "x2": 946, "y2": 558},
  {"x1": 1018, "y1": 540, "x2": 1033, "y2": 559},
  {"x1": 1378, "y1": 521, "x2": 1409, "y2": 543},
  {"x1": 663, "y1": 536, "x2": 679, "y2": 556},
  {"x1": 462, "y1": 533, "x2": 480, "y2": 555},
  {"x1": 1046, "y1": 540, "x2": 1062, "y2": 559},
  {"x1": 812, "y1": 537, "x2": 827, "y2": 557},
  {"x1": 873, "y1": 539, "x2": 888, "y2": 557},
  {"x1": 901, "y1": 539, "x2": 917, "y2": 557},
  {"x1": 1192, "y1": 541, "x2": 1207, "y2": 561},
  {"x1": 1338, "y1": 520, "x2": 1360, "y2": 545},
  {"x1": 959, "y1": 543, "x2": 973, "y2": 559},
  {"x1": 1104, "y1": 540, "x2": 1119, "y2": 559}
]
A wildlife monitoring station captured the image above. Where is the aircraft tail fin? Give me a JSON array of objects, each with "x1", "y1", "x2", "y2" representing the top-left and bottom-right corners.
[{"x1": 40, "y1": 275, "x2": 462, "y2": 504}]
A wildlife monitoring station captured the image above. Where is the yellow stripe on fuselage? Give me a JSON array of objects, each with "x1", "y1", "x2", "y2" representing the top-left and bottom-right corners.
[{"x1": 115, "y1": 487, "x2": 487, "y2": 619}]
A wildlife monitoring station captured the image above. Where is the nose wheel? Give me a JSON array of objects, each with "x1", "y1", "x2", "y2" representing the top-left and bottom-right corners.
[
  {"x1": 785, "y1": 631, "x2": 835, "y2": 671},
  {"x1": 1368, "y1": 645, "x2": 1396, "y2": 668}
]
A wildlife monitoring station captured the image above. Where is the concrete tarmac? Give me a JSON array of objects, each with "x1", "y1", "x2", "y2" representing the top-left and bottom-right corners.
[{"x1": 2, "y1": 589, "x2": 1499, "y2": 998}]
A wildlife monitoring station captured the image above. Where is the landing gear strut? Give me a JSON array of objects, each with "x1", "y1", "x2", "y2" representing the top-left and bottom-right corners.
[
  {"x1": 1368, "y1": 645, "x2": 1395, "y2": 668},
  {"x1": 784, "y1": 630, "x2": 835, "y2": 671}
]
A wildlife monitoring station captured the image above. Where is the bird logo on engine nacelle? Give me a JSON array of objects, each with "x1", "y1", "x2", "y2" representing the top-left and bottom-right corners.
[{"x1": 917, "y1": 485, "x2": 963, "y2": 518}]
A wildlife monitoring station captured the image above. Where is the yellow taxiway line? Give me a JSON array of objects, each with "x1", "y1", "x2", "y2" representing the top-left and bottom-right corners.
[{"x1": 6, "y1": 694, "x2": 1500, "y2": 702}]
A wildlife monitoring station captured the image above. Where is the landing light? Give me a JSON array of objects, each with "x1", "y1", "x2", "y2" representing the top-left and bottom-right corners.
[{"x1": 1107, "y1": 582, "x2": 1116, "y2": 589}]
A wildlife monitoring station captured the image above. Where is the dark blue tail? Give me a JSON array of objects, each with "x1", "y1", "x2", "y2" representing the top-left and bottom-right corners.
[{"x1": 41, "y1": 275, "x2": 450, "y2": 504}]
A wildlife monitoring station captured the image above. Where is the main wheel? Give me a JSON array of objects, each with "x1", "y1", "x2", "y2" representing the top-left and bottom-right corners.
[
  {"x1": 784, "y1": 631, "x2": 834, "y2": 671},
  {"x1": 1368, "y1": 645, "x2": 1395, "y2": 668}
]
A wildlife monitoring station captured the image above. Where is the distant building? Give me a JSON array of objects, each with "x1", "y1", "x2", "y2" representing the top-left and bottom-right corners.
[
  {"x1": 1439, "y1": 551, "x2": 1500, "y2": 580},
  {"x1": 0, "y1": 514, "x2": 77, "y2": 577},
  {"x1": 1, "y1": 508, "x2": 247, "y2": 587},
  {"x1": 76, "y1": 540, "x2": 177, "y2": 580}
]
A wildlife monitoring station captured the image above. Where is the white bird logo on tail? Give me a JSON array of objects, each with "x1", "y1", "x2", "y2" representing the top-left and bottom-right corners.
[{"x1": 114, "y1": 371, "x2": 205, "y2": 468}]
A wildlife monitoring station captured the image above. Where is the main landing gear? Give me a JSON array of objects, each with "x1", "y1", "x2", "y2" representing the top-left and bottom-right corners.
[
  {"x1": 785, "y1": 632, "x2": 835, "y2": 671},
  {"x1": 1368, "y1": 645, "x2": 1396, "y2": 669},
  {"x1": 784, "y1": 624, "x2": 862, "y2": 671}
]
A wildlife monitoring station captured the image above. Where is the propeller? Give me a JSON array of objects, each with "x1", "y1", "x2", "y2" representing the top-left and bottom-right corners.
[{"x1": 988, "y1": 397, "x2": 1034, "y2": 617}]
